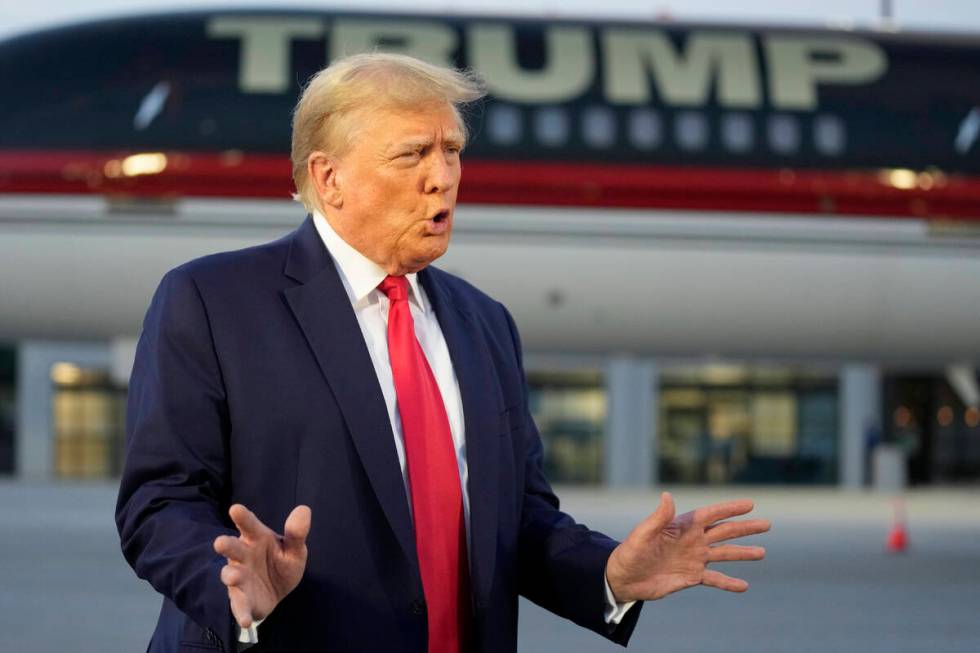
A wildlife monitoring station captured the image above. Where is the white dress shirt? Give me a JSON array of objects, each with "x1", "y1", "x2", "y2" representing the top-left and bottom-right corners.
[
  {"x1": 312, "y1": 210, "x2": 471, "y2": 533},
  {"x1": 238, "y1": 211, "x2": 631, "y2": 646}
]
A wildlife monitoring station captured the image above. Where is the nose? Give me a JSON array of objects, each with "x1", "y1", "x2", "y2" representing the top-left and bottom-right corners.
[{"x1": 424, "y1": 152, "x2": 458, "y2": 194}]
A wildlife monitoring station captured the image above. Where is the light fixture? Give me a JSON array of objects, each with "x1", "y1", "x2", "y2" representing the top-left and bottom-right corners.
[{"x1": 50, "y1": 362, "x2": 83, "y2": 385}]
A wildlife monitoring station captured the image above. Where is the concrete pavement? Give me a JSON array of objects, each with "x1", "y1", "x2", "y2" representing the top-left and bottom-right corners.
[{"x1": 1, "y1": 482, "x2": 977, "y2": 652}]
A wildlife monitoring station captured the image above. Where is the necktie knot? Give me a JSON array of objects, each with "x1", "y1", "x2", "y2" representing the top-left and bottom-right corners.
[{"x1": 379, "y1": 275, "x2": 409, "y2": 302}]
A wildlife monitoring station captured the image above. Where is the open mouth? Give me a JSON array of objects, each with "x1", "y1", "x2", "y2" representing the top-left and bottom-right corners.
[{"x1": 431, "y1": 209, "x2": 449, "y2": 223}]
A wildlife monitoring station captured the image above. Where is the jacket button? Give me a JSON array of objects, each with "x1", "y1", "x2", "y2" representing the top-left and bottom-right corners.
[{"x1": 411, "y1": 599, "x2": 426, "y2": 615}]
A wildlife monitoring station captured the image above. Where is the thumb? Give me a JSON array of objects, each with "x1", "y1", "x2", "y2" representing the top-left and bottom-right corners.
[
  {"x1": 283, "y1": 505, "x2": 312, "y2": 553},
  {"x1": 637, "y1": 491, "x2": 676, "y2": 541}
]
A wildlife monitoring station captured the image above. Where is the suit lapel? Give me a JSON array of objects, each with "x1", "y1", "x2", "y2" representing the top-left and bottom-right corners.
[
  {"x1": 282, "y1": 216, "x2": 418, "y2": 571},
  {"x1": 281, "y1": 217, "x2": 502, "y2": 605},
  {"x1": 421, "y1": 268, "x2": 501, "y2": 608}
]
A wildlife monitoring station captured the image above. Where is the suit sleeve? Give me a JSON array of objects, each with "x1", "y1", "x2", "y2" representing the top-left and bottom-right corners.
[
  {"x1": 115, "y1": 266, "x2": 239, "y2": 650},
  {"x1": 501, "y1": 306, "x2": 643, "y2": 646}
]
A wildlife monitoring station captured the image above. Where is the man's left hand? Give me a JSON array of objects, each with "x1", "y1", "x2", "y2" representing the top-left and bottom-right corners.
[{"x1": 605, "y1": 492, "x2": 770, "y2": 603}]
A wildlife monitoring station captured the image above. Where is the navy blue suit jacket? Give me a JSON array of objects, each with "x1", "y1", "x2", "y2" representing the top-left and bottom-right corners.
[{"x1": 115, "y1": 215, "x2": 641, "y2": 652}]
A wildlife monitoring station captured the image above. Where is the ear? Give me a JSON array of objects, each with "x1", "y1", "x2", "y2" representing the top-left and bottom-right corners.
[{"x1": 307, "y1": 152, "x2": 343, "y2": 210}]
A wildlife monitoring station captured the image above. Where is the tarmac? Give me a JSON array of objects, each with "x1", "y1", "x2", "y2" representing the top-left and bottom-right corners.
[{"x1": 1, "y1": 481, "x2": 978, "y2": 652}]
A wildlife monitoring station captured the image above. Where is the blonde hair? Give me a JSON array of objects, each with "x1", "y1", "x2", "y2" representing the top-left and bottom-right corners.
[{"x1": 290, "y1": 52, "x2": 486, "y2": 212}]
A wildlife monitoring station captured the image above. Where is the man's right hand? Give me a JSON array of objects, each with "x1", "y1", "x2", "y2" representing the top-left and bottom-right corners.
[{"x1": 214, "y1": 504, "x2": 312, "y2": 629}]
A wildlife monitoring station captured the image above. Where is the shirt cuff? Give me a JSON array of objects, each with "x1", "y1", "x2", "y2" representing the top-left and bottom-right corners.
[
  {"x1": 237, "y1": 618, "x2": 264, "y2": 645},
  {"x1": 603, "y1": 574, "x2": 637, "y2": 625}
]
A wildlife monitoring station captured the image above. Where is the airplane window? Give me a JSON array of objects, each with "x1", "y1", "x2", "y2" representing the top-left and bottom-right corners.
[
  {"x1": 581, "y1": 106, "x2": 615, "y2": 149},
  {"x1": 721, "y1": 113, "x2": 754, "y2": 153},
  {"x1": 675, "y1": 111, "x2": 709, "y2": 152},
  {"x1": 628, "y1": 109, "x2": 663, "y2": 151},
  {"x1": 768, "y1": 114, "x2": 801, "y2": 155},
  {"x1": 534, "y1": 107, "x2": 569, "y2": 148},
  {"x1": 487, "y1": 104, "x2": 523, "y2": 146},
  {"x1": 814, "y1": 114, "x2": 846, "y2": 156}
]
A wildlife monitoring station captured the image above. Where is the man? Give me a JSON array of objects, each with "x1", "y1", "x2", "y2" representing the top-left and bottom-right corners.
[{"x1": 116, "y1": 53, "x2": 769, "y2": 653}]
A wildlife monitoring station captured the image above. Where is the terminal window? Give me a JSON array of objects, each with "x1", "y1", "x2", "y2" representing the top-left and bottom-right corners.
[
  {"x1": 50, "y1": 363, "x2": 125, "y2": 479},
  {"x1": 528, "y1": 369, "x2": 606, "y2": 486},
  {"x1": 659, "y1": 364, "x2": 838, "y2": 485}
]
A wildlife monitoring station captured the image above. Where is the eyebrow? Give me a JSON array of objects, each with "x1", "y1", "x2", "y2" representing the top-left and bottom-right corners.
[{"x1": 389, "y1": 131, "x2": 466, "y2": 152}]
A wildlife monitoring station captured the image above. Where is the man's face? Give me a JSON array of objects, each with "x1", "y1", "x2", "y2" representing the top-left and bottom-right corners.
[{"x1": 326, "y1": 101, "x2": 464, "y2": 276}]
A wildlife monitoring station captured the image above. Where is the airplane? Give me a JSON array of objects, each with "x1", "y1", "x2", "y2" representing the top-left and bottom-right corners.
[{"x1": 1, "y1": 8, "x2": 978, "y2": 363}]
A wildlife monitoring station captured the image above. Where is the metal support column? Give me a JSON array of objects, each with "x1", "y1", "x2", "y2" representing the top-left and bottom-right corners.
[
  {"x1": 839, "y1": 363, "x2": 881, "y2": 489},
  {"x1": 605, "y1": 356, "x2": 658, "y2": 488}
]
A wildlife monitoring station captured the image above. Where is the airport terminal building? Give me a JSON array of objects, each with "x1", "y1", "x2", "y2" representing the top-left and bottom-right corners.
[{"x1": 1, "y1": 10, "x2": 978, "y2": 488}]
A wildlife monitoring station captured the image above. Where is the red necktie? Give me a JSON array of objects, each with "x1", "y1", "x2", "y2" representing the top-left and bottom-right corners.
[{"x1": 378, "y1": 275, "x2": 470, "y2": 653}]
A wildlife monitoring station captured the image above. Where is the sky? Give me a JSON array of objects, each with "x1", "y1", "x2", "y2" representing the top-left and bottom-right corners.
[{"x1": 2, "y1": 0, "x2": 980, "y2": 40}]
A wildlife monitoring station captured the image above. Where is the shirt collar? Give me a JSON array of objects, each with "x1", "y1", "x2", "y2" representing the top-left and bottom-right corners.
[{"x1": 311, "y1": 210, "x2": 426, "y2": 311}]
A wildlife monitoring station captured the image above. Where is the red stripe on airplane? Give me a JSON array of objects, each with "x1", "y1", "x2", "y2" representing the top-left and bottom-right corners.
[{"x1": 1, "y1": 150, "x2": 978, "y2": 220}]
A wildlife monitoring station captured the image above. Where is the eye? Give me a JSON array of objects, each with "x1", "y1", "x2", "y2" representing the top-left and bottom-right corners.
[{"x1": 396, "y1": 150, "x2": 422, "y2": 163}]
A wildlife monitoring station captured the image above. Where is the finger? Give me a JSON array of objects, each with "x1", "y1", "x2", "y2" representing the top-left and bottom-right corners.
[
  {"x1": 694, "y1": 499, "x2": 755, "y2": 526},
  {"x1": 705, "y1": 519, "x2": 772, "y2": 544},
  {"x1": 228, "y1": 585, "x2": 254, "y2": 629},
  {"x1": 707, "y1": 544, "x2": 766, "y2": 563},
  {"x1": 634, "y1": 492, "x2": 676, "y2": 542},
  {"x1": 220, "y1": 563, "x2": 246, "y2": 587},
  {"x1": 229, "y1": 504, "x2": 270, "y2": 541},
  {"x1": 214, "y1": 535, "x2": 249, "y2": 561},
  {"x1": 283, "y1": 505, "x2": 312, "y2": 554},
  {"x1": 701, "y1": 569, "x2": 749, "y2": 593}
]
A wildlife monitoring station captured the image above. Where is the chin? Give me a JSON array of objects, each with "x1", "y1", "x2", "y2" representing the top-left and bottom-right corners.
[{"x1": 404, "y1": 244, "x2": 448, "y2": 273}]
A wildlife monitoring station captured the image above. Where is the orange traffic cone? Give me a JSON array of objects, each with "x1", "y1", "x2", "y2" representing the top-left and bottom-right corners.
[{"x1": 886, "y1": 498, "x2": 908, "y2": 553}]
